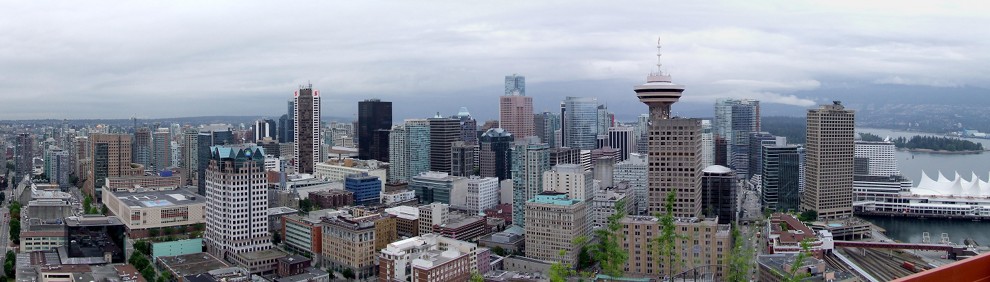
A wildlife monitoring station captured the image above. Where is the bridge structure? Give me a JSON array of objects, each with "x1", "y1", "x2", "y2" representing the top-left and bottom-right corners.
[{"x1": 834, "y1": 241, "x2": 968, "y2": 259}]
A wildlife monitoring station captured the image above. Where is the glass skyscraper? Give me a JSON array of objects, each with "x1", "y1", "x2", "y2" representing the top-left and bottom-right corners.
[
  {"x1": 562, "y1": 96, "x2": 598, "y2": 150},
  {"x1": 505, "y1": 74, "x2": 525, "y2": 96}
]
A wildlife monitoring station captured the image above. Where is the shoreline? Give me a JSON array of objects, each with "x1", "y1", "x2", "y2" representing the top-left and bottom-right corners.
[{"x1": 898, "y1": 148, "x2": 985, "y2": 155}]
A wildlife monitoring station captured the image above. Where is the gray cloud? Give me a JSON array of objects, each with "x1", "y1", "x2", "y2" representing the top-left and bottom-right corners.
[{"x1": 0, "y1": 1, "x2": 988, "y2": 120}]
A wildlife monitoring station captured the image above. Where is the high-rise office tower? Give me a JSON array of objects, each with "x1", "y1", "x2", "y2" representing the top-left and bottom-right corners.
[
  {"x1": 562, "y1": 97, "x2": 598, "y2": 150},
  {"x1": 634, "y1": 39, "x2": 702, "y2": 218},
  {"x1": 534, "y1": 112, "x2": 560, "y2": 148},
  {"x1": 505, "y1": 74, "x2": 525, "y2": 96},
  {"x1": 14, "y1": 133, "x2": 34, "y2": 181},
  {"x1": 255, "y1": 119, "x2": 277, "y2": 141},
  {"x1": 763, "y1": 144, "x2": 801, "y2": 212},
  {"x1": 701, "y1": 165, "x2": 737, "y2": 224},
  {"x1": 152, "y1": 128, "x2": 171, "y2": 170},
  {"x1": 407, "y1": 119, "x2": 432, "y2": 180},
  {"x1": 701, "y1": 120, "x2": 714, "y2": 169},
  {"x1": 388, "y1": 125, "x2": 408, "y2": 183},
  {"x1": 197, "y1": 125, "x2": 232, "y2": 195},
  {"x1": 49, "y1": 149, "x2": 70, "y2": 189},
  {"x1": 614, "y1": 153, "x2": 648, "y2": 214},
  {"x1": 450, "y1": 141, "x2": 477, "y2": 177},
  {"x1": 358, "y1": 99, "x2": 392, "y2": 162},
  {"x1": 604, "y1": 126, "x2": 636, "y2": 161},
  {"x1": 854, "y1": 140, "x2": 899, "y2": 177},
  {"x1": 428, "y1": 114, "x2": 459, "y2": 173},
  {"x1": 596, "y1": 104, "x2": 613, "y2": 135},
  {"x1": 801, "y1": 101, "x2": 855, "y2": 219},
  {"x1": 746, "y1": 132, "x2": 777, "y2": 179},
  {"x1": 455, "y1": 107, "x2": 478, "y2": 144},
  {"x1": 204, "y1": 144, "x2": 272, "y2": 261},
  {"x1": 714, "y1": 99, "x2": 760, "y2": 174},
  {"x1": 133, "y1": 127, "x2": 152, "y2": 168},
  {"x1": 479, "y1": 128, "x2": 514, "y2": 181},
  {"x1": 511, "y1": 137, "x2": 550, "y2": 227},
  {"x1": 500, "y1": 80, "x2": 535, "y2": 138},
  {"x1": 181, "y1": 129, "x2": 198, "y2": 186},
  {"x1": 89, "y1": 133, "x2": 136, "y2": 199},
  {"x1": 278, "y1": 114, "x2": 294, "y2": 143},
  {"x1": 294, "y1": 85, "x2": 321, "y2": 174}
]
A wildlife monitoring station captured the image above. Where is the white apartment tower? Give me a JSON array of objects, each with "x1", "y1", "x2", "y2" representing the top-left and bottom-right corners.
[
  {"x1": 614, "y1": 153, "x2": 648, "y2": 214},
  {"x1": 204, "y1": 145, "x2": 272, "y2": 261},
  {"x1": 466, "y1": 176, "x2": 500, "y2": 214},
  {"x1": 543, "y1": 164, "x2": 595, "y2": 201},
  {"x1": 854, "y1": 140, "x2": 899, "y2": 177}
]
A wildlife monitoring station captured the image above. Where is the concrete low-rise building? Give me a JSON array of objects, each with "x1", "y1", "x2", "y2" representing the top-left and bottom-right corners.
[
  {"x1": 19, "y1": 218, "x2": 66, "y2": 252},
  {"x1": 314, "y1": 158, "x2": 387, "y2": 191},
  {"x1": 379, "y1": 234, "x2": 490, "y2": 282},
  {"x1": 478, "y1": 226, "x2": 524, "y2": 255},
  {"x1": 384, "y1": 206, "x2": 420, "y2": 238},
  {"x1": 281, "y1": 214, "x2": 324, "y2": 260},
  {"x1": 102, "y1": 187, "x2": 205, "y2": 238}
]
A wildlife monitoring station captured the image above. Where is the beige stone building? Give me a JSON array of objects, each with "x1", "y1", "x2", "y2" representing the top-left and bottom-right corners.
[
  {"x1": 523, "y1": 192, "x2": 589, "y2": 265},
  {"x1": 619, "y1": 215, "x2": 731, "y2": 279},
  {"x1": 322, "y1": 213, "x2": 396, "y2": 280}
]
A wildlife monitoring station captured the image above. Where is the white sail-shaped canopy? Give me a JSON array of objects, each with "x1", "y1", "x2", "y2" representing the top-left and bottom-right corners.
[{"x1": 913, "y1": 170, "x2": 990, "y2": 197}]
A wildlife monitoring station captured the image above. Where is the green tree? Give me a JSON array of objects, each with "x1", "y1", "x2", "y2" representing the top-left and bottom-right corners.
[
  {"x1": 9, "y1": 201, "x2": 21, "y2": 218},
  {"x1": 102, "y1": 204, "x2": 110, "y2": 215},
  {"x1": 576, "y1": 246, "x2": 593, "y2": 270},
  {"x1": 83, "y1": 194, "x2": 92, "y2": 212},
  {"x1": 591, "y1": 200, "x2": 628, "y2": 277},
  {"x1": 470, "y1": 271, "x2": 484, "y2": 282},
  {"x1": 491, "y1": 246, "x2": 507, "y2": 256},
  {"x1": 4, "y1": 251, "x2": 15, "y2": 278},
  {"x1": 9, "y1": 219, "x2": 20, "y2": 244},
  {"x1": 134, "y1": 240, "x2": 152, "y2": 255},
  {"x1": 341, "y1": 268, "x2": 355, "y2": 279},
  {"x1": 651, "y1": 193, "x2": 688, "y2": 276},
  {"x1": 326, "y1": 268, "x2": 336, "y2": 280},
  {"x1": 798, "y1": 210, "x2": 818, "y2": 222},
  {"x1": 149, "y1": 228, "x2": 160, "y2": 237},
  {"x1": 298, "y1": 199, "x2": 314, "y2": 213},
  {"x1": 140, "y1": 266, "x2": 156, "y2": 282},
  {"x1": 129, "y1": 252, "x2": 151, "y2": 270},
  {"x1": 780, "y1": 239, "x2": 813, "y2": 282},
  {"x1": 726, "y1": 223, "x2": 754, "y2": 282}
]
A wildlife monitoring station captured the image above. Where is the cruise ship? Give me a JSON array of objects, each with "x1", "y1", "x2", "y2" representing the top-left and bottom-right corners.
[{"x1": 853, "y1": 171, "x2": 990, "y2": 219}]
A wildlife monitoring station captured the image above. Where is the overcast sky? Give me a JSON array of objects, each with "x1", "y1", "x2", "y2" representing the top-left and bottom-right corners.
[{"x1": 1, "y1": 1, "x2": 988, "y2": 121}]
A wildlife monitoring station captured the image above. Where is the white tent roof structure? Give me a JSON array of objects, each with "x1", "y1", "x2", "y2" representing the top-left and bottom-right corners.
[{"x1": 913, "y1": 171, "x2": 990, "y2": 197}]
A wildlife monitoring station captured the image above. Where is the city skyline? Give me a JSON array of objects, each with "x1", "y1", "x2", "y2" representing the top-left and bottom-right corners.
[{"x1": 1, "y1": 1, "x2": 988, "y2": 121}]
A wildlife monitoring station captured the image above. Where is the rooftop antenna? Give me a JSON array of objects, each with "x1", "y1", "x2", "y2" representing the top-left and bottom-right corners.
[
  {"x1": 655, "y1": 36, "x2": 664, "y2": 74},
  {"x1": 647, "y1": 36, "x2": 672, "y2": 83}
]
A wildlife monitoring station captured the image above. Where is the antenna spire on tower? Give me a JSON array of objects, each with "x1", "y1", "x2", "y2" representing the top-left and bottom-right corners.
[{"x1": 656, "y1": 36, "x2": 663, "y2": 74}]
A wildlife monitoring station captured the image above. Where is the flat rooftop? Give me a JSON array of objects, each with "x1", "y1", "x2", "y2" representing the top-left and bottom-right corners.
[
  {"x1": 234, "y1": 249, "x2": 287, "y2": 262},
  {"x1": 111, "y1": 188, "x2": 205, "y2": 209},
  {"x1": 64, "y1": 216, "x2": 124, "y2": 227},
  {"x1": 159, "y1": 252, "x2": 231, "y2": 277}
]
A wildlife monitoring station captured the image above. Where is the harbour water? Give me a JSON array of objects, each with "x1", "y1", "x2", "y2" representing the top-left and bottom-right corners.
[{"x1": 855, "y1": 128, "x2": 990, "y2": 245}]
